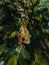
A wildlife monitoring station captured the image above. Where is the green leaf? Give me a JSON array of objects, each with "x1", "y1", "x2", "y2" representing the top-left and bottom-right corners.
[
  {"x1": 6, "y1": 55, "x2": 17, "y2": 65},
  {"x1": 22, "y1": 48, "x2": 31, "y2": 61},
  {"x1": 18, "y1": 53, "x2": 28, "y2": 65},
  {"x1": 0, "y1": 50, "x2": 2, "y2": 56},
  {"x1": 10, "y1": 31, "x2": 16, "y2": 38}
]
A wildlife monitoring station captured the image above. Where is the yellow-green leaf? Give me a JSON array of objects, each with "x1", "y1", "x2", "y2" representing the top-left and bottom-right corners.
[
  {"x1": 0, "y1": 50, "x2": 2, "y2": 56},
  {"x1": 6, "y1": 55, "x2": 17, "y2": 65},
  {"x1": 10, "y1": 31, "x2": 16, "y2": 38}
]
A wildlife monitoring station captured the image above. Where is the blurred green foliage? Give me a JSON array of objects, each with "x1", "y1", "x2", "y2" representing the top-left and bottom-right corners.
[{"x1": 0, "y1": 0, "x2": 49, "y2": 65}]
